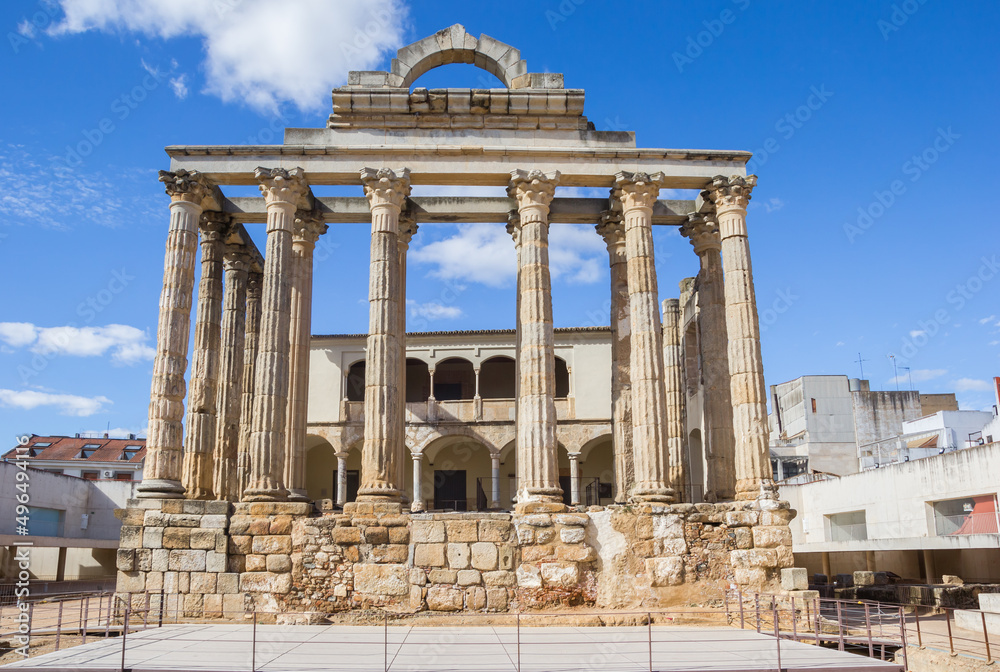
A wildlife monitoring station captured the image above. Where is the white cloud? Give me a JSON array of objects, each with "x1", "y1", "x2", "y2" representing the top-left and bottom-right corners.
[
  {"x1": 410, "y1": 222, "x2": 607, "y2": 288},
  {"x1": 17, "y1": 20, "x2": 36, "y2": 38},
  {"x1": 909, "y1": 330, "x2": 925, "y2": 339},
  {"x1": 952, "y1": 378, "x2": 991, "y2": 392},
  {"x1": 887, "y1": 368, "x2": 947, "y2": 386},
  {"x1": 763, "y1": 197, "x2": 785, "y2": 213},
  {"x1": 835, "y1": 341, "x2": 845, "y2": 347},
  {"x1": 0, "y1": 389, "x2": 112, "y2": 416},
  {"x1": 48, "y1": 0, "x2": 408, "y2": 113},
  {"x1": 0, "y1": 322, "x2": 40, "y2": 348},
  {"x1": 0, "y1": 323, "x2": 155, "y2": 365},
  {"x1": 407, "y1": 301, "x2": 462, "y2": 320},
  {"x1": 979, "y1": 315, "x2": 996, "y2": 325},
  {"x1": 169, "y1": 74, "x2": 189, "y2": 99}
]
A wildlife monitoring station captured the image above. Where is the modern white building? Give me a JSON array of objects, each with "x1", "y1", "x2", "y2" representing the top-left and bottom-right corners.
[
  {"x1": 767, "y1": 375, "x2": 959, "y2": 477},
  {"x1": 779, "y1": 441, "x2": 1000, "y2": 584}
]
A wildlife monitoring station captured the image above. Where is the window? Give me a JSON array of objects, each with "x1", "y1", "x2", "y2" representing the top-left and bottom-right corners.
[
  {"x1": 80, "y1": 444, "x2": 100, "y2": 459},
  {"x1": 932, "y1": 496, "x2": 999, "y2": 535},
  {"x1": 346, "y1": 361, "x2": 365, "y2": 402},
  {"x1": 81, "y1": 471, "x2": 99, "y2": 480},
  {"x1": 120, "y1": 446, "x2": 141, "y2": 460},
  {"x1": 554, "y1": 357, "x2": 570, "y2": 398},
  {"x1": 826, "y1": 510, "x2": 868, "y2": 542},
  {"x1": 811, "y1": 398, "x2": 817, "y2": 413},
  {"x1": 114, "y1": 472, "x2": 133, "y2": 481},
  {"x1": 28, "y1": 442, "x2": 51, "y2": 457}
]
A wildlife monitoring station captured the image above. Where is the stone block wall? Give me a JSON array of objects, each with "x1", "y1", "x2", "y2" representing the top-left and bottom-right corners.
[{"x1": 115, "y1": 498, "x2": 795, "y2": 616}]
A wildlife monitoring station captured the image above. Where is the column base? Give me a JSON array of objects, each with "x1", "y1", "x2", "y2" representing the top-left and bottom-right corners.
[
  {"x1": 242, "y1": 487, "x2": 290, "y2": 502},
  {"x1": 135, "y1": 479, "x2": 185, "y2": 499},
  {"x1": 410, "y1": 501, "x2": 425, "y2": 513},
  {"x1": 628, "y1": 484, "x2": 676, "y2": 504},
  {"x1": 356, "y1": 485, "x2": 402, "y2": 503},
  {"x1": 287, "y1": 489, "x2": 310, "y2": 502},
  {"x1": 734, "y1": 478, "x2": 778, "y2": 501},
  {"x1": 184, "y1": 488, "x2": 215, "y2": 501}
]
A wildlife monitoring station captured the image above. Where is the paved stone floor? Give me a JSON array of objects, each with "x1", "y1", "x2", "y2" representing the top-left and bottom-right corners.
[{"x1": 3, "y1": 624, "x2": 903, "y2": 671}]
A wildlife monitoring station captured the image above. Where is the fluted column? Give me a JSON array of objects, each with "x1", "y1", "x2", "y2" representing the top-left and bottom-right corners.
[
  {"x1": 508, "y1": 169, "x2": 563, "y2": 508},
  {"x1": 568, "y1": 452, "x2": 581, "y2": 506},
  {"x1": 681, "y1": 213, "x2": 736, "y2": 501},
  {"x1": 397, "y1": 216, "x2": 417, "y2": 495},
  {"x1": 661, "y1": 299, "x2": 687, "y2": 498},
  {"x1": 358, "y1": 167, "x2": 410, "y2": 502},
  {"x1": 284, "y1": 210, "x2": 328, "y2": 502},
  {"x1": 243, "y1": 167, "x2": 311, "y2": 502},
  {"x1": 212, "y1": 244, "x2": 250, "y2": 501},
  {"x1": 137, "y1": 170, "x2": 214, "y2": 499},
  {"x1": 596, "y1": 211, "x2": 634, "y2": 503},
  {"x1": 615, "y1": 171, "x2": 675, "y2": 504},
  {"x1": 490, "y1": 454, "x2": 501, "y2": 508},
  {"x1": 180, "y1": 213, "x2": 227, "y2": 500},
  {"x1": 237, "y1": 271, "x2": 262, "y2": 496},
  {"x1": 702, "y1": 175, "x2": 776, "y2": 501}
]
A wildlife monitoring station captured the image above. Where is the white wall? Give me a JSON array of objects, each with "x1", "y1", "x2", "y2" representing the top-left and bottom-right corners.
[{"x1": 781, "y1": 442, "x2": 1000, "y2": 553}]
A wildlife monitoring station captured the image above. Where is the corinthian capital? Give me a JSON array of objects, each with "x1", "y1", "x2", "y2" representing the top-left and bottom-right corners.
[
  {"x1": 159, "y1": 169, "x2": 215, "y2": 205},
  {"x1": 255, "y1": 167, "x2": 312, "y2": 209},
  {"x1": 680, "y1": 212, "x2": 721, "y2": 255},
  {"x1": 223, "y1": 245, "x2": 251, "y2": 273},
  {"x1": 595, "y1": 210, "x2": 626, "y2": 258},
  {"x1": 198, "y1": 210, "x2": 232, "y2": 240},
  {"x1": 398, "y1": 213, "x2": 418, "y2": 248},
  {"x1": 507, "y1": 169, "x2": 559, "y2": 213},
  {"x1": 292, "y1": 209, "x2": 328, "y2": 244},
  {"x1": 614, "y1": 171, "x2": 664, "y2": 212},
  {"x1": 701, "y1": 174, "x2": 757, "y2": 213},
  {"x1": 506, "y1": 210, "x2": 520, "y2": 245},
  {"x1": 361, "y1": 167, "x2": 411, "y2": 210}
]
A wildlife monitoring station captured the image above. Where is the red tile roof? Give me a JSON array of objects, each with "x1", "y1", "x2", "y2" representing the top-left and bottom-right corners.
[{"x1": 3, "y1": 435, "x2": 146, "y2": 463}]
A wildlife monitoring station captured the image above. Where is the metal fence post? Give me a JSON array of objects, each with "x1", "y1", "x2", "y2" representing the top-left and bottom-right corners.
[
  {"x1": 773, "y1": 603, "x2": 781, "y2": 672},
  {"x1": 898, "y1": 606, "x2": 909, "y2": 671},
  {"x1": 864, "y1": 602, "x2": 874, "y2": 658},
  {"x1": 946, "y1": 609, "x2": 954, "y2": 655},
  {"x1": 121, "y1": 607, "x2": 129, "y2": 672},
  {"x1": 737, "y1": 591, "x2": 745, "y2": 629},
  {"x1": 83, "y1": 595, "x2": 90, "y2": 645},
  {"x1": 384, "y1": 611, "x2": 388, "y2": 672},
  {"x1": 835, "y1": 600, "x2": 845, "y2": 651},
  {"x1": 144, "y1": 590, "x2": 150, "y2": 628},
  {"x1": 755, "y1": 593, "x2": 761, "y2": 633},
  {"x1": 159, "y1": 589, "x2": 165, "y2": 628},
  {"x1": 914, "y1": 608, "x2": 922, "y2": 647},
  {"x1": 55, "y1": 600, "x2": 63, "y2": 651},
  {"x1": 983, "y1": 611, "x2": 993, "y2": 664},
  {"x1": 814, "y1": 598, "x2": 821, "y2": 647},
  {"x1": 648, "y1": 612, "x2": 653, "y2": 672},
  {"x1": 791, "y1": 597, "x2": 798, "y2": 642},
  {"x1": 251, "y1": 610, "x2": 257, "y2": 672},
  {"x1": 516, "y1": 611, "x2": 521, "y2": 672},
  {"x1": 724, "y1": 590, "x2": 731, "y2": 626}
]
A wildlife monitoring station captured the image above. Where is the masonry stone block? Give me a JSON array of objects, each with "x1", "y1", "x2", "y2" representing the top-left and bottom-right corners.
[
  {"x1": 411, "y1": 520, "x2": 446, "y2": 543},
  {"x1": 467, "y1": 586, "x2": 487, "y2": 610},
  {"x1": 365, "y1": 527, "x2": 389, "y2": 545},
  {"x1": 240, "y1": 571, "x2": 292, "y2": 594},
  {"x1": 646, "y1": 557, "x2": 684, "y2": 587},
  {"x1": 429, "y1": 568, "x2": 457, "y2": 584},
  {"x1": 560, "y1": 527, "x2": 586, "y2": 544},
  {"x1": 353, "y1": 563, "x2": 409, "y2": 596},
  {"x1": 120, "y1": 526, "x2": 142, "y2": 549},
  {"x1": 142, "y1": 526, "x2": 164, "y2": 549},
  {"x1": 457, "y1": 569, "x2": 481, "y2": 586},
  {"x1": 252, "y1": 535, "x2": 292, "y2": 555},
  {"x1": 266, "y1": 554, "x2": 292, "y2": 573},
  {"x1": 752, "y1": 526, "x2": 792, "y2": 549},
  {"x1": 206, "y1": 551, "x2": 227, "y2": 573},
  {"x1": 190, "y1": 572, "x2": 217, "y2": 593},
  {"x1": 540, "y1": 562, "x2": 579, "y2": 587},
  {"x1": 516, "y1": 564, "x2": 541, "y2": 588},
  {"x1": 471, "y1": 542, "x2": 498, "y2": 571},
  {"x1": 447, "y1": 543, "x2": 471, "y2": 569},
  {"x1": 332, "y1": 527, "x2": 362, "y2": 544},
  {"x1": 190, "y1": 529, "x2": 219, "y2": 550},
  {"x1": 446, "y1": 520, "x2": 478, "y2": 542},
  {"x1": 426, "y1": 585, "x2": 464, "y2": 611},
  {"x1": 414, "y1": 543, "x2": 446, "y2": 567},
  {"x1": 781, "y1": 567, "x2": 809, "y2": 591},
  {"x1": 116, "y1": 549, "x2": 135, "y2": 572},
  {"x1": 479, "y1": 520, "x2": 513, "y2": 542},
  {"x1": 152, "y1": 548, "x2": 169, "y2": 572},
  {"x1": 245, "y1": 554, "x2": 266, "y2": 571},
  {"x1": 163, "y1": 528, "x2": 191, "y2": 549},
  {"x1": 168, "y1": 549, "x2": 207, "y2": 572},
  {"x1": 201, "y1": 515, "x2": 228, "y2": 529},
  {"x1": 117, "y1": 570, "x2": 145, "y2": 593},
  {"x1": 217, "y1": 573, "x2": 239, "y2": 594}
]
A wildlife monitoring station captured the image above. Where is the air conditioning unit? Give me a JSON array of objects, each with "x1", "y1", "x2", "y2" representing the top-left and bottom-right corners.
[{"x1": 103, "y1": 470, "x2": 113, "y2": 478}]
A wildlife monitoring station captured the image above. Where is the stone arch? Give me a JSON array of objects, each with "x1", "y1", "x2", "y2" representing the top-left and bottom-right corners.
[
  {"x1": 433, "y1": 356, "x2": 476, "y2": 400},
  {"x1": 391, "y1": 24, "x2": 528, "y2": 89},
  {"x1": 410, "y1": 424, "x2": 509, "y2": 456}
]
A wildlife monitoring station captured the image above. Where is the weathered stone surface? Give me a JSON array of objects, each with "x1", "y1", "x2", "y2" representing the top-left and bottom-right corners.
[
  {"x1": 516, "y1": 564, "x2": 541, "y2": 588},
  {"x1": 752, "y1": 526, "x2": 792, "y2": 549},
  {"x1": 118, "y1": 570, "x2": 145, "y2": 592},
  {"x1": 245, "y1": 554, "x2": 266, "y2": 571},
  {"x1": 365, "y1": 527, "x2": 389, "y2": 545},
  {"x1": 217, "y1": 573, "x2": 239, "y2": 594},
  {"x1": 426, "y1": 585, "x2": 463, "y2": 611},
  {"x1": 142, "y1": 527, "x2": 164, "y2": 549},
  {"x1": 483, "y1": 571, "x2": 516, "y2": 587},
  {"x1": 414, "y1": 543, "x2": 446, "y2": 567},
  {"x1": 120, "y1": 526, "x2": 142, "y2": 549},
  {"x1": 429, "y1": 569, "x2": 457, "y2": 584},
  {"x1": 151, "y1": 548, "x2": 169, "y2": 572},
  {"x1": 556, "y1": 545, "x2": 597, "y2": 563},
  {"x1": 470, "y1": 542, "x2": 499, "y2": 571},
  {"x1": 190, "y1": 572, "x2": 217, "y2": 593},
  {"x1": 466, "y1": 586, "x2": 487, "y2": 610},
  {"x1": 521, "y1": 545, "x2": 553, "y2": 562},
  {"x1": 353, "y1": 563, "x2": 409, "y2": 596},
  {"x1": 240, "y1": 571, "x2": 292, "y2": 594},
  {"x1": 201, "y1": 514, "x2": 228, "y2": 529},
  {"x1": 731, "y1": 549, "x2": 778, "y2": 569},
  {"x1": 446, "y1": 520, "x2": 478, "y2": 542},
  {"x1": 371, "y1": 544, "x2": 408, "y2": 564},
  {"x1": 266, "y1": 554, "x2": 292, "y2": 572},
  {"x1": 163, "y1": 528, "x2": 191, "y2": 549},
  {"x1": 411, "y1": 520, "x2": 445, "y2": 543},
  {"x1": 447, "y1": 543, "x2": 470, "y2": 569},
  {"x1": 479, "y1": 520, "x2": 513, "y2": 542},
  {"x1": 332, "y1": 527, "x2": 362, "y2": 544},
  {"x1": 457, "y1": 569, "x2": 481, "y2": 586},
  {"x1": 117, "y1": 549, "x2": 135, "y2": 572},
  {"x1": 168, "y1": 550, "x2": 207, "y2": 572},
  {"x1": 560, "y1": 527, "x2": 586, "y2": 544},
  {"x1": 540, "y1": 562, "x2": 579, "y2": 587},
  {"x1": 190, "y1": 528, "x2": 219, "y2": 550},
  {"x1": 252, "y1": 535, "x2": 292, "y2": 555},
  {"x1": 646, "y1": 557, "x2": 683, "y2": 587},
  {"x1": 486, "y1": 587, "x2": 508, "y2": 611},
  {"x1": 782, "y1": 567, "x2": 808, "y2": 591}
]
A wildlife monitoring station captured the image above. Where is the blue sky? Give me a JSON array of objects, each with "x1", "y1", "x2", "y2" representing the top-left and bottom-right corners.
[{"x1": 1, "y1": 0, "x2": 998, "y2": 444}]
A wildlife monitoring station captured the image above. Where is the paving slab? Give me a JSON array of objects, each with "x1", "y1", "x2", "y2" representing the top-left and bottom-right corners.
[{"x1": 2, "y1": 624, "x2": 903, "y2": 671}]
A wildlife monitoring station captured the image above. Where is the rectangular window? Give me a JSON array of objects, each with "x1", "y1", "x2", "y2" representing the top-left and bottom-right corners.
[
  {"x1": 80, "y1": 444, "x2": 100, "y2": 459},
  {"x1": 81, "y1": 471, "x2": 99, "y2": 480},
  {"x1": 826, "y1": 510, "x2": 868, "y2": 542},
  {"x1": 27, "y1": 507, "x2": 65, "y2": 537},
  {"x1": 120, "y1": 446, "x2": 141, "y2": 460},
  {"x1": 811, "y1": 398, "x2": 817, "y2": 413},
  {"x1": 932, "y1": 496, "x2": 999, "y2": 535},
  {"x1": 114, "y1": 472, "x2": 133, "y2": 481}
]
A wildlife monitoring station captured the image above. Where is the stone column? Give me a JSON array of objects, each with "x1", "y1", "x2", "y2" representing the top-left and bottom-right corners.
[
  {"x1": 681, "y1": 213, "x2": 736, "y2": 501},
  {"x1": 410, "y1": 452, "x2": 424, "y2": 512},
  {"x1": 237, "y1": 271, "x2": 262, "y2": 496},
  {"x1": 508, "y1": 169, "x2": 563, "y2": 508},
  {"x1": 490, "y1": 454, "x2": 501, "y2": 508},
  {"x1": 568, "y1": 452, "x2": 581, "y2": 506},
  {"x1": 212, "y1": 244, "x2": 249, "y2": 501},
  {"x1": 702, "y1": 175, "x2": 776, "y2": 501},
  {"x1": 138, "y1": 170, "x2": 213, "y2": 499},
  {"x1": 335, "y1": 451, "x2": 349, "y2": 507},
  {"x1": 284, "y1": 210, "x2": 328, "y2": 502},
  {"x1": 661, "y1": 299, "x2": 687, "y2": 499},
  {"x1": 615, "y1": 171, "x2": 675, "y2": 504},
  {"x1": 596, "y1": 211, "x2": 634, "y2": 503},
  {"x1": 358, "y1": 167, "x2": 410, "y2": 502},
  {"x1": 397, "y1": 216, "x2": 417, "y2": 494},
  {"x1": 181, "y1": 212, "x2": 228, "y2": 500},
  {"x1": 243, "y1": 167, "x2": 311, "y2": 502}
]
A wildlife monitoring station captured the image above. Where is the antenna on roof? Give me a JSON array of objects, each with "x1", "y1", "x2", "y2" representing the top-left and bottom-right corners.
[{"x1": 855, "y1": 352, "x2": 868, "y2": 380}]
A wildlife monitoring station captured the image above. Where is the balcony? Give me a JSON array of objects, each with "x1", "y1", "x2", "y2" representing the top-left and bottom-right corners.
[{"x1": 341, "y1": 396, "x2": 574, "y2": 424}]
